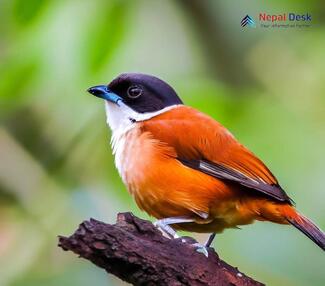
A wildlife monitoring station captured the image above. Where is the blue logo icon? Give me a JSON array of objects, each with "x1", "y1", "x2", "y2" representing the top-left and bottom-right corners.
[{"x1": 241, "y1": 15, "x2": 256, "y2": 27}]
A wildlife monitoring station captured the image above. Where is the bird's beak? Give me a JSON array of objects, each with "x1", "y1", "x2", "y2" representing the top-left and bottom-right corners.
[{"x1": 87, "y1": 85, "x2": 122, "y2": 105}]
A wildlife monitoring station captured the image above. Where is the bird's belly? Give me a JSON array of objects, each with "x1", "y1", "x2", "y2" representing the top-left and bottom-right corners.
[{"x1": 173, "y1": 199, "x2": 258, "y2": 233}]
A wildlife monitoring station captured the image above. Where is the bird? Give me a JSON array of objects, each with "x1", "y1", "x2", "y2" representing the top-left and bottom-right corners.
[{"x1": 88, "y1": 73, "x2": 325, "y2": 256}]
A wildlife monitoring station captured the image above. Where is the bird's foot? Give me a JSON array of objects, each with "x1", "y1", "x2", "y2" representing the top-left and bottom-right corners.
[
  {"x1": 177, "y1": 237, "x2": 209, "y2": 257},
  {"x1": 153, "y1": 217, "x2": 194, "y2": 239},
  {"x1": 153, "y1": 217, "x2": 209, "y2": 257},
  {"x1": 192, "y1": 242, "x2": 209, "y2": 257},
  {"x1": 154, "y1": 220, "x2": 179, "y2": 239}
]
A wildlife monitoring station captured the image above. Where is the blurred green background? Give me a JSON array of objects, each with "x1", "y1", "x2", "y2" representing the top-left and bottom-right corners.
[{"x1": 1, "y1": 0, "x2": 325, "y2": 285}]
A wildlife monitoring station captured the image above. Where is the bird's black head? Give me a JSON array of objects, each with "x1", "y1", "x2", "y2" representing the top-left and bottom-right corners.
[{"x1": 88, "y1": 73, "x2": 183, "y2": 113}]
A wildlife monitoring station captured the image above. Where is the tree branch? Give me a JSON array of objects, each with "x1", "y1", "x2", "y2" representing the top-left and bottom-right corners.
[{"x1": 58, "y1": 212, "x2": 264, "y2": 286}]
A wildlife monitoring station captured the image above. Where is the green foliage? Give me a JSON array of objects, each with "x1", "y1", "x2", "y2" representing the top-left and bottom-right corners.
[
  {"x1": 0, "y1": 58, "x2": 39, "y2": 113},
  {"x1": 13, "y1": 0, "x2": 49, "y2": 25},
  {"x1": 83, "y1": 0, "x2": 130, "y2": 73}
]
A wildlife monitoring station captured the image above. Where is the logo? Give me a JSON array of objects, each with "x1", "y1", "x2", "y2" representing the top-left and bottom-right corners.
[
  {"x1": 259, "y1": 13, "x2": 311, "y2": 22},
  {"x1": 241, "y1": 15, "x2": 256, "y2": 27},
  {"x1": 240, "y1": 13, "x2": 312, "y2": 29}
]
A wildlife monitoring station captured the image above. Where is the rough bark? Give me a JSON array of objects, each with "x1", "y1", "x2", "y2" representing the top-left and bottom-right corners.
[{"x1": 58, "y1": 212, "x2": 264, "y2": 286}]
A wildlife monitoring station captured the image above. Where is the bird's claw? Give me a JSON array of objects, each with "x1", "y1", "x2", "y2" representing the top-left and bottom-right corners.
[
  {"x1": 192, "y1": 242, "x2": 209, "y2": 257},
  {"x1": 154, "y1": 220, "x2": 209, "y2": 257},
  {"x1": 178, "y1": 237, "x2": 209, "y2": 257}
]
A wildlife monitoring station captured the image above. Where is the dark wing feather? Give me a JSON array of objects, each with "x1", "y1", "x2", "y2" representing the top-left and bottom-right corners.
[{"x1": 179, "y1": 158, "x2": 292, "y2": 203}]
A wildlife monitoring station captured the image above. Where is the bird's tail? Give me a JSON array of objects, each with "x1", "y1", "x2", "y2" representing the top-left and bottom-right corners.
[{"x1": 281, "y1": 205, "x2": 325, "y2": 251}]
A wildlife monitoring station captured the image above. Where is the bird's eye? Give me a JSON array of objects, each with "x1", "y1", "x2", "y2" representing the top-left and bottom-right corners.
[{"x1": 127, "y1": 85, "x2": 143, "y2": 99}]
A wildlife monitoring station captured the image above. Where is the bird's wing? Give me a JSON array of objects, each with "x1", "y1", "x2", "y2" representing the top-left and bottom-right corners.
[{"x1": 142, "y1": 106, "x2": 292, "y2": 203}]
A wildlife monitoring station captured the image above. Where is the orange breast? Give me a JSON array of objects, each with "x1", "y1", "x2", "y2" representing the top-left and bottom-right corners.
[{"x1": 114, "y1": 124, "x2": 237, "y2": 224}]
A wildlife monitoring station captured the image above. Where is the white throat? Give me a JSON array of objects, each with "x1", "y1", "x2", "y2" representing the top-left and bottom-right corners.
[{"x1": 104, "y1": 101, "x2": 180, "y2": 133}]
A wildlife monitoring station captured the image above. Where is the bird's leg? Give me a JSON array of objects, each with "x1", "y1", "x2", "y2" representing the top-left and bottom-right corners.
[
  {"x1": 205, "y1": 233, "x2": 216, "y2": 248},
  {"x1": 154, "y1": 216, "x2": 209, "y2": 257},
  {"x1": 154, "y1": 216, "x2": 194, "y2": 239}
]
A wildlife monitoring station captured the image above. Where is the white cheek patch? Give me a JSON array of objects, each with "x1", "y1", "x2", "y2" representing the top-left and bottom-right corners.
[
  {"x1": 104, "y1": 101, "x2": 181, "y2": 133},
  {"x1": 104, "y1": 101, "x2": 136, "y2": 132}
]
